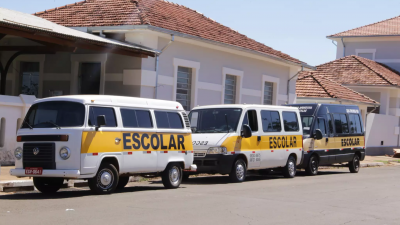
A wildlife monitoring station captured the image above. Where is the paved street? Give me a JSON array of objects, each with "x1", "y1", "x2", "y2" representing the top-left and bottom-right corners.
[{"x1": 1, "y1": 166, "x2": 400, "y2": 225}]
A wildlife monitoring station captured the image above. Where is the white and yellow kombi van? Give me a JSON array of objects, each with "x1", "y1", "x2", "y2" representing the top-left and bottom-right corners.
[
  {"x1": 10, "y1": 95, "x2": 196, "y2": 194},
  {"x1": 188, "y1": 104, "x2": 303, "y2": 182}
]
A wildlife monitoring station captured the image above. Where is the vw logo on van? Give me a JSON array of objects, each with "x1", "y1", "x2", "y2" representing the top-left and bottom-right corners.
[{"x1": 33, "y1": 148, "x2": 40, "y2": 156}]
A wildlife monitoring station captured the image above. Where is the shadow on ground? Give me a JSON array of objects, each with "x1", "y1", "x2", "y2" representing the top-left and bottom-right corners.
[{"x1": 0, "y1": 186, "x2": 167, "y2": 200}]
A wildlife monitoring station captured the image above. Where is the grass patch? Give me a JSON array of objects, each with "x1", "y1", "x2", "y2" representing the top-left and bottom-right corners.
[{"x1": 374, "y1": 160, "x2": 390, "y2": 164}]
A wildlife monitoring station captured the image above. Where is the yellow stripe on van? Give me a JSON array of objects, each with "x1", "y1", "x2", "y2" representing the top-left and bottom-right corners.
[
  {"x1": 81, "y1": 131, "x2": 193, "y2": 154},
  {"x1": 221, "y1": 135, "x2": 303, "y2": 152}
]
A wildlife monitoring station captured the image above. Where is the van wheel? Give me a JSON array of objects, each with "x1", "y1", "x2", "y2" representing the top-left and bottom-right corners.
[
  {"x1": 162, "y1": 163, "x2": 182, "y2": 189},
  {"x1": 229, "y1": 158, "x2": 247, "y2": 183},
  {"x1": 349, "y1": 154, "x2": 360, "y2": 173},
  {"x1": 283, "y1": 156, "x2": 297, "y2": 178},
  {"x1": 33, "y1": 177, "x2": 64, "y2": 194},
  {"x1": 305, "y1": 155, "x2": 319, "y2": 176},
  {"x1": 116, "y1": 176, "x2": 130, "y2": 190},
  {"x1": 88, "y1": 163, "x2": 119, "y2": 195}
]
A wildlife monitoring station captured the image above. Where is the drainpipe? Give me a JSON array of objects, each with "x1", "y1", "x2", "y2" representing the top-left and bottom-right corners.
[
  {"x1": 155, "y1": 34, "x2": 174, "y2": 99},
  {"x1": 286, "y1": 66, "x2": 304, "y2": 104},
  {"x1": 341, "y1": 37, "x2": 346, "y2": 57}
]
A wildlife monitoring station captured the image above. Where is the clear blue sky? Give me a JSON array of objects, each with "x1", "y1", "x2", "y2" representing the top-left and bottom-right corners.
[{"x1": 2, "y1": 0, "x2": 400, "y2": 66}]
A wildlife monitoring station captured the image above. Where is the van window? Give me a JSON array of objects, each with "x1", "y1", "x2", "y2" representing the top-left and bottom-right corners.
[
  {"x1": 155, "y1": 111, "x2": 184, "y2": 129},
  {"x1": 282, "y1": 112, "x2": 299, "y2": 132},
  {"x1": 89, "y1": 107, "x2": 117, "y2": 127},
  {"x1": 242, "y1": 110, "x2": 258, "y2": 132},
  {"x1": 121, "y1": 109, "x2": 153, "y2": 128},
  {"x1": 189, "y1": 108, "x2": 242, "y2": 133},
  {"x1": 349, "y1": 114, "x2": 362, "y2": 134},
  {"x1": 301, "y1": 116, "x2": 313, "y2": 135},
  {"x1": 333, "y1": 114, "x2": 349, "y2": 134},
  {"x1": 327, "y1": 114, "x2": 334, "y2": 134},
  {"x1": 261, "y1": 110, "x2": 281, "y2": 132},
  {"x1": 315, "y1": 118, "x2": 326, "y2": 135}
]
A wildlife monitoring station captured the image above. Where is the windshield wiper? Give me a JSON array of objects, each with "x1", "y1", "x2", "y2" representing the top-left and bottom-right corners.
[
  {"x1": 24, "y1": 121, "x2": 33, "y2": 130},
  {"x1": 40, "y1": 121, "x2": 61, "y2": 129}
]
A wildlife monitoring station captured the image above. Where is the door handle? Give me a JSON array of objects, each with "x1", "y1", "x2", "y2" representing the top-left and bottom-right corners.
[
  {"x1": 326, "y1": 137, "x2": 329, "y2": 143},
  {"x1": 258, "y1": 136, "x2": 261, "y2": 142},
  {"x1": 115, "y1": 138, "x2": 122, "y2": 143}
]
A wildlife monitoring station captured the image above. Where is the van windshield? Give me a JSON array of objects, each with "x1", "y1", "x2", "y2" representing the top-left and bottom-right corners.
[
  {"x1": 301, "y1": 116, "x2": 314, "y2": 135},
  {"x1": 21, "y1": 101, "x2": 85, "y2": 129},
  {"x1": 189, "y1": 108, "x2": 242, "y2": 133}
]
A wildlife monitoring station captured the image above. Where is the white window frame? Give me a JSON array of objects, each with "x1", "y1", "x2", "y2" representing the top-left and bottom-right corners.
[
  {"x1": 71, "y1": 54, "x2": 107, "y2": 95},
  {"x1": 355, "y1": 49, "x2": 376, "y2": 60},
  {"x1": 173, "y1": 58, "x2": 200, "y2": 109},
  {"x1": 261, "y1": 75, "x2": 279, "y2": 105},
  {"x1": 13, "y1": 55, "x2": 45, "y2": 97},
  {"x1": 222, "y1": 67, "x2": 243, "y2": 104}
]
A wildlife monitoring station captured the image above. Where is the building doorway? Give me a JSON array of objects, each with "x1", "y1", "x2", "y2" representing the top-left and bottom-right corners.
[
  {"x1": 78, "y1": 63, "x2": 101, "y2": 94},
  {"x1": 20, "y1": 62, "x2": 40, "y2": 97}
]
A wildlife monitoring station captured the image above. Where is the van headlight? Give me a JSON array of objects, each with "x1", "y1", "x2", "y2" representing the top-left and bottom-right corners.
[
  {"x1": 207, "y1": 147, "x2": 227, "y2": 154},
  {"x1": 60, "y1": 147, "x2": 71, "y2": 160},
  {"x1": 14, "y1": 147, "x2": 23, "y2": 160}
]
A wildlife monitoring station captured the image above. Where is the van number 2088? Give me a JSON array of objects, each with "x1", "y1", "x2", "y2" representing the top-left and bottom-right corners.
[{"x1": 193, "y1": 141, "x2": 208, "y2": 146}]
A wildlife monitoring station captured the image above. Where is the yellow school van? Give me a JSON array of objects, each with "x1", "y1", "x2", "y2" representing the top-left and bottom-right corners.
[
  {"x1": 10, "y1": 95, "x2": 196, "y2": 194},
  {"x1": 188, "y1": 104, "x2": 303, "y2": 182}
]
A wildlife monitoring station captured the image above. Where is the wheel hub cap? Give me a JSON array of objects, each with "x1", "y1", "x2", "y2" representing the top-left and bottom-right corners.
[
  {"x1": 288, "y1": 161, "x2": 295, "y2": 175},
  {"x1": 169, "y1": 167, "x2": 180, "y2": 184},
  {"x1": 101, "y1": 172, "x2": 112, "y2": 186},
  {"x1": 97, "y1": 169, "x2": 114, "y2": 189},
  {"x1": 236, "y1": 164, "x2": 245, "y2": 180}
]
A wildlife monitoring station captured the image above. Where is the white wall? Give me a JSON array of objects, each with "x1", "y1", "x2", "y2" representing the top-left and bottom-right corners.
[
  {"x1": 365, "y1": 113, "x2": 399, "y2": 147},
  {"x1": 0, "y1": 95, "x2": 36, "y2": 165}
]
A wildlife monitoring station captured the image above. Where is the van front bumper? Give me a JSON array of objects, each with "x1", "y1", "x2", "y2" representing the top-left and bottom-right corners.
[
  {"x1": 10, "y1": 169, "x2": 81, "y2": 178},
  {"x1": 193, "y1": 154, "x2": 237, "y2": 174}
]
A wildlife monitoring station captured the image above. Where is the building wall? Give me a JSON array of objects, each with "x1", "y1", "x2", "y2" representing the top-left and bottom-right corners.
[{"x1": 365, "y1": 113, "x2": 399, "y2": 155}]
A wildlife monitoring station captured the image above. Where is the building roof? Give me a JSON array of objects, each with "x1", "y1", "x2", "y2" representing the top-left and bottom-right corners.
[
  {"x1": 315, "y1": 55, "x2": 400, "y2": 87},
  {"x1": 329, "y1": 15, "x2": 400, "y2": 37},
  {"x1": 33, "y1": 0, "x2": 308, "y2": 66},
  {"x1": 296, "y1": 71, "x2": 379, "y2": 105},
  {"x1": 0, "y1": 7, "x2": 157, "y2": 57}
]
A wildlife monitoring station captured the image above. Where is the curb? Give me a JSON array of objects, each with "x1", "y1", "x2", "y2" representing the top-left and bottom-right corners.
[{"x1": 360, "y1": 162, "x2": 385, "y2": 167}]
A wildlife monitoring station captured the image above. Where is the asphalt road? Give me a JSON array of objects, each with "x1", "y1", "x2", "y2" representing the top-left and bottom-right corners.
[{"x1": 1, "y1": 166, "x2": 400, "y2": 225}]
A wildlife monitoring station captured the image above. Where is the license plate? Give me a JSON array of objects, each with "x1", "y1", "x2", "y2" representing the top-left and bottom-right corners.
[{"x1": 25, "y1": 167, "x2": 43, "y2": 175}]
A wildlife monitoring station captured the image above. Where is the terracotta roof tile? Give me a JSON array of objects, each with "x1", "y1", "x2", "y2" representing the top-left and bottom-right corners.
[
  {"x1": 296, "y1": 71, "x2": 378, "y2": 105},
  {"x1": 34, "y1": 0, "x2": 304, "y2": 65},
  {"x1": 329, "y1": 15, "x2": 400, "y2": 37},
  {"x1": 315, "y1": 55, "x2": 400, "y2": 86}
]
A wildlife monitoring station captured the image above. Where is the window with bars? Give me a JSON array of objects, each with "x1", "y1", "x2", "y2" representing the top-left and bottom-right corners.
[
  {"x1": 224, "y1": 75, "x2": 237, "y2": 104},
  {"x1": 264, "y1": 82, "x2": 274, "y2": 105},
  {"x1": 176, "y1": 67, "x2": 192, "y2": 110}
]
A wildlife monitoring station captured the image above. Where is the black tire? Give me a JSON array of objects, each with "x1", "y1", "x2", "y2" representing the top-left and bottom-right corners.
[
  {"x1": 88, "y1": 163, "x2": 119, "y2": 195},
  {"x1": 116, "y1": 176, "x2": 130, "y2": 190},
  {"x1": 33, "y1": 177, "x2": 64, "y2": 194},
  {"x1": 162, "y1": 163, "x2": 182, "y2": 189},
  {"x1": 283, "y1": 156, "x2": 297, "y2": 178},
  {"x1": 349, "y1": 154, "x2": 360, "y2": 173},
  {"x1": 229, "y1": 158, "x2": 247, "y2": 183},
  {"x1": 305, "y1": 155, "x2": 319, "y2": 176},
  {"x1": 182, "y1": 173, "x2": 190, "y2": 181}
]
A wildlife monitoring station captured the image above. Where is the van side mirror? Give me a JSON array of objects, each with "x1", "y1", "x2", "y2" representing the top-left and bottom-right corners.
[
  {"x1": 241, "y1": 124, "x2": 252, "y2": 138},
  {"x1": 314, "y1": 129, "x2": 323, "y2": 140},
  {"x1": 96, "y1": 115, "x2": 106, "y2": 131}
]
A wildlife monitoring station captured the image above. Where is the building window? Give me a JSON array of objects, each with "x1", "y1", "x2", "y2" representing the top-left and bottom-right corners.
[
  {"x1": 224, "y1": 75, "x2": 237, "y2": 104},
  {"x1": 264, "y1": 82, "x2": 274, "y2": 105},
  {"x1": 0, "y1": 118, "x2": 5, "y2": 148},
  {"x1": 20, "y1": 62, "x2": 40, "y2": 97},
  {"x1": 176, "y1": 67, "x2": 192, "y2": 110}
]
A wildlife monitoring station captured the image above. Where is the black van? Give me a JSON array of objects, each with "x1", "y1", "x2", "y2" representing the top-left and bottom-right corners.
[{"x1": 288, "y1": 104, "x2": 366, "y2": 175}]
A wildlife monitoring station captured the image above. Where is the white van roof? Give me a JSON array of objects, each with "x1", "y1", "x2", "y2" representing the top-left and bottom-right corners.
[
  {"x1": 34, "y1": 95, "x2": 185, "y2": 111},
  {"x1": 192, "y1": 104, "x2": 299, "y2": 111}
]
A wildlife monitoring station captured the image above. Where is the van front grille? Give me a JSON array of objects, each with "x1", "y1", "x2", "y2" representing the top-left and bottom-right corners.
[
  {"x1": 23, "y1": 143, "x2": 56, "y2": 169},
  {"x1": 194, "y1": 152, "x2": 206, "y2": 157}
]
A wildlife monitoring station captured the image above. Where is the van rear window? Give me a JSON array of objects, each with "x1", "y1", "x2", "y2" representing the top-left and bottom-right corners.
[
  {"x1": 282, "y1": 112, "x2": 299, "y2": 132},
  {"x1": 349, "y1": 114, "x2": 362, "y2": 134},
  {"x1": 155, "y1": 111, "x2": 184, "y2": 129},
  {"x1": 333, "y1": 114, "x2": 349, "y2": 133}
]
